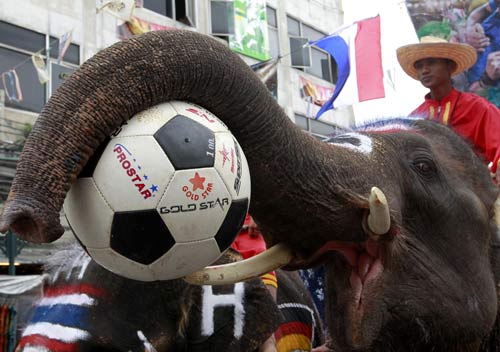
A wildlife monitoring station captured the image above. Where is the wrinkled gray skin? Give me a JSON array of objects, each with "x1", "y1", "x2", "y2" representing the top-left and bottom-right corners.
[{"x1": 1, "y1": 30, "x2": 499, "y2": 351}]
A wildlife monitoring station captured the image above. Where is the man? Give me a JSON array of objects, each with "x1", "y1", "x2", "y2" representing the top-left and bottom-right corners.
[{"x1": 397, "y1": 36, "x2": 500, "y2": 182}]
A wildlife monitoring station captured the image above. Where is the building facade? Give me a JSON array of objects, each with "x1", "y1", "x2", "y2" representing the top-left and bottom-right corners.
[{"x1": 0, "y1": 0, "x2": 353, "y2": 143}]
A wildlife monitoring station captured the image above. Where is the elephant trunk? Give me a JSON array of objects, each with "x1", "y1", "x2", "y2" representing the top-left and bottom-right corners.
[
  {"x1": 1, "y1": 30, "x2": 297, "y2": 242},
  {"x1": 0, "y1": 30, "x2": 374, "y2": 259}
]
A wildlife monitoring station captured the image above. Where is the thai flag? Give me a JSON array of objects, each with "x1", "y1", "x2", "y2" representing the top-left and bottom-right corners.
[
  {"x1": 312, "y1": 16, "x2": 385, "y2": 118},
  {"x1": 17, "y1": 284, "x2": 102, "y2": 352}
]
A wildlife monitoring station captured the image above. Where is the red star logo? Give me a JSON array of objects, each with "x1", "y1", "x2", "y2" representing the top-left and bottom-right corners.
[
  {"x1": 218, "y1": 144, "x2": 231, "y2": 167},
  {"x1": 189, "y1": 172, "x2": 205, "y2": 191}
]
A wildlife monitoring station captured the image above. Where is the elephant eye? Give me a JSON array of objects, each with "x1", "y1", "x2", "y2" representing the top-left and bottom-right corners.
[{"x1": 412, "y1": 157, "x2": 436, "y2": 179}]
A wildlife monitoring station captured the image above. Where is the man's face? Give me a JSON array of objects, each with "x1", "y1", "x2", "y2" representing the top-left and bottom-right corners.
[{"x1": 414, "y1": 58, "x2": 454, "y2": 89}]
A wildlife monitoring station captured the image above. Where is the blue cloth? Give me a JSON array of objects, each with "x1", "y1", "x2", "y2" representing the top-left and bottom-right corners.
[
  {"x1": 299, "y1": 266, "x2": 326, "y2": 324},
  {"x1": 468, "y1": 0, "x2": 500, "y2": 83}
]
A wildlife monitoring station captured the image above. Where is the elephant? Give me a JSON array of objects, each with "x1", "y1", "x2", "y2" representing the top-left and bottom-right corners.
[
  {"x1": 16, "y1": 245, "x2": 324, "y2": 351},
  {"x1": 1, "y1": 29, "x2": 499, "y2": 351}
]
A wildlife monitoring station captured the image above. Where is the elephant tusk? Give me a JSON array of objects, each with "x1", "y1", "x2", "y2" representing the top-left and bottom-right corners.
[
  {"x1": 184, "y1": 243, "x2": 294, "y2": 286},
  {"x1": 367, "y1": 186, "x2": 391, "y2": 236}
]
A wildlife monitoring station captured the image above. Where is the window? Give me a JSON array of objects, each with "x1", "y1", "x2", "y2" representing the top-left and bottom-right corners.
[
  {"x1": 294, "y1": 114, "x2": 309, "y2": 131},
  {"x1": 50, "y1": 63, "x2": 76, "y2": 95},
  {"x1": 143, "y1": 0, "x2": 171, "y2": 17},
  {"x1": 0, "y1": 21, "x2": 45, "y2": 53},
  {"x1": 210, "y1": 0, "x2": 235, "y2": 36},
  {"x1": 289, "y1": 37, "x2": 310, "y2": 67},
  {"x1": 310, "y1": 118, "x2": 336, "y2": 135},
  {"x1": 287, "y1": 16, "x2": 337, "y2": 83},
  {"x1": 180, "y1": 0, "x2": 196, "y2": 26},
  {"x1": 287, "y1": 17, "x2": 300, "y2": 37},
  {"x1": 294, "y1": 113, "x2": 339, "y2": 140},
  {"x1": 287, "y1": 16, "x2": 310, "y2": 67},
  {"x1": 49, "y1": 36, "x2": 80, "y2": 66},
  {"x1": 142, "y1": 0, "x2": 196, "y2": 26},
  {"x1": 303, "y1": 24, "x2": 336, "y2": 81},
  {"x1": 0, "y1": 21, "x2": 80, "y2": 113},
  {"x1": 308, "y1": 47, "x2": 331, "y2": 81},
  {"x1": 266, "y1": 6, "x2": 279, "y2": 60},
  {"x1": 0, "y1": 46, "x2": 45, "y2": 112}
]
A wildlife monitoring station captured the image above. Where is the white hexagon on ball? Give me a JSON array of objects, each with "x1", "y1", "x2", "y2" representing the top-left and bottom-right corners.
[
  {"x1": 158, "y1": 168, "x2": 231, "y2": 243},
  {"x1": 110, "y1": 102, "x2": 178, "y2": 138},
  {"x1": 149, "y1": 238, "x2": 222, "y2": 280}
]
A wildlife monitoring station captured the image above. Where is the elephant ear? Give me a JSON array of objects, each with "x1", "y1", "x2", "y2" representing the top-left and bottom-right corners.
[
  {"x1": 181, "y1": 250, "x2": 280, "y2": 350},
  {"x1": 480, "y1": 199, "x2": 500, "y2": 351}
]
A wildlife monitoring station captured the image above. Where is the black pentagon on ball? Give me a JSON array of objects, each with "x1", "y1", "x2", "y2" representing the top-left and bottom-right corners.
[
  {"x1": 214, "y1": 198, "x2": 249, "y2": 252},
  {"x1": 154, "y1": 115, "x2": 215, "y2": 170},
  {"x1": 110, "y1": 209, "x2": 176, "y2": 265}
]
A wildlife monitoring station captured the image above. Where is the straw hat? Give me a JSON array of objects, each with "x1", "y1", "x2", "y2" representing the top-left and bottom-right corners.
[{"x1": 396, "y1": 36, "x2": 477, "y2": 80}]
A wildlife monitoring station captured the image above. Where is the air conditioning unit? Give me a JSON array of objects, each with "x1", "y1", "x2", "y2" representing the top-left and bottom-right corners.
[{"x1": 50, "y1": 63, "x2": 75, "y2": 96}]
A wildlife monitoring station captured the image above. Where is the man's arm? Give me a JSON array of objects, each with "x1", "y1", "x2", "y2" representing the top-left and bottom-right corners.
[
  {"x1": 475, "y1": 103, "x2": 500, "y2": 178},
  {"x1": 465, "y1": 2, "x2": 492, "y2": 52}
]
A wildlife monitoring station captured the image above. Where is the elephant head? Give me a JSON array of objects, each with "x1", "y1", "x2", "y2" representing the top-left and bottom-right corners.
[{"x1": 2, "y1": 30, "x2": 500, "y2": 351}]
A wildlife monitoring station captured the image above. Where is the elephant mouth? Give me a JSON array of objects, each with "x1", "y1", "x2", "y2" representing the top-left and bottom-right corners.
[
  {"x1": 287, "y1": 239, "x2": 385, "y2": 309},
  {"x1": 185, "y1": 186, "x2": 393, "y2": 289},
  {"x1": 330, "y1": 241, "x2": 384, "y2": 310},
  {"x1": 322, "y1": 240, "x2": 387, "y2": 348}
]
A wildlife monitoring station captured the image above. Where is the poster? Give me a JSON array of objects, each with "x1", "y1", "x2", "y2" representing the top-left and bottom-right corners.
[
  {"x1": 405, "y1": 0, "x2": 500, "y2": 107},
  {"x1": 229, "y1": 0, "x2": 270, "y2": 61},
  {"x1": 291, "y1": 71, "x2": 335, "y2": 119}
]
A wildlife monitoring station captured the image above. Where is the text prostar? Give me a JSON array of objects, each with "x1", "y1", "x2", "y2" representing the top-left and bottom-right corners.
[{"x1": 113, "y1": 145, "x2": 152, "y2": 200}]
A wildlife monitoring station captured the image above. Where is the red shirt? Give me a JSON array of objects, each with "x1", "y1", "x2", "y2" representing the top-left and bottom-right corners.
[
  {"x1": 411, "y1": 88, "x2": 500, "y2": 173},
  {"x1": 231, "y1": 214, "x2": 267, "y2": 259}
]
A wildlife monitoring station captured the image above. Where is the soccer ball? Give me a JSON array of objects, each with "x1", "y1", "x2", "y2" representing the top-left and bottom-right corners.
[{"x1": 63, "y1": 101, "x2": 251, "y2": 281}]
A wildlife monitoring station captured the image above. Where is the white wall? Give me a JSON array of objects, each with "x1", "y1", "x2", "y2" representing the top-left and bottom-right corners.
[{"x1": 285, "y1": 0, "x2": 343, "y2": 33}]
